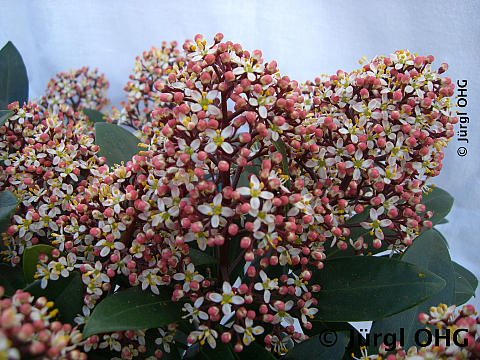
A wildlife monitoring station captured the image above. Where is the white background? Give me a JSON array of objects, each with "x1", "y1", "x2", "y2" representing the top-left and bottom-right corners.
[{"x1": 1, "y1": 0, "x2": 479, "y2": 313}]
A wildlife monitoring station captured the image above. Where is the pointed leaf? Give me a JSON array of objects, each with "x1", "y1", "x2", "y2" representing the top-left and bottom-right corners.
[
  {"x1": 83, "y1": 108, "x2": 107, "y2": 123},
  {"x1": 0, "y1": 109, "x2": 13, "y2": 126},
  {"x1": 188, "y1": 248, "x2": 218, "y2": 266},
  {"x1": 0, "y1": 41, "x2": 28, "y2": 109},
  {"x1": 94, "y1": 122, "x2": 141, "y2": 167},
  {"x1": 83, "y1": 286, "x2": 182, "y2": 338},
  {"x1": 0, "y1": 263, "x2": 25, "y2": 297},
  {"x1": 22, "y1": 244, "x2": 55, "y2": 283},
  {"x1": 0, "y1": 190, "x2": 18, "y2": 233},
  {"x1": 311, "y1": 256, "x2": 446, "y2": 322},
  {"x1": 420, "y1": 187, "x2": 454, "y2": 226},
  {"x1": 23, "y1": 271, "x2": 83, "y2": 324},
  {"x1": 454, "y1": 273, "x2": 475, "y2": 306},
  {"x1": 369, "y1": 228, "x2": 455, "y2": 350},
  {"x1": 453, "y1": 261, "x2": 478, "y2": 292},
  {"x1": 287, "y1": 322, "x2": 351, "y2": 360}
]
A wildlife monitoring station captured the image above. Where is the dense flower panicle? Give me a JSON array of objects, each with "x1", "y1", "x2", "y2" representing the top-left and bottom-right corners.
[
  {"x1": 0, "y1": 33, "x2": 459, "y2": 357},
  {"x1": 0, "y1": 286, "x2": 86, "y2": 359},
  {"x1": 40, "y1": 66, "x2": 109, "y2": 112},
  {"x1": 356, "y1": 304, "x2": 480, "y2": 360},
  {"x1": 110, "y1": 41, "x2": 186, "y2": 131}
]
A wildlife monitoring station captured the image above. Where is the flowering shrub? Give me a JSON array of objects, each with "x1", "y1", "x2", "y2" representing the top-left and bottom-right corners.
[{"x1": 0, "y1": 36, "x2": 476, "y2": 359}]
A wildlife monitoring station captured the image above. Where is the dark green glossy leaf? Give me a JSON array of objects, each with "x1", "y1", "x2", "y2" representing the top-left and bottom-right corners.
[
  {"x1": 189, "y1": 248, "x2": 217, "y2": 266},
  {"x1": 369, "y1": 228, "x2": 455, "y2": 350},
  {"x1": 420, "y1": 187, "x2": 454, "y2": 226},
  {"x1": 238, "y1": 342, "x2": 276, "y2": 360},
  {"x1": 453, "y1": 261, "x2": 478, "y2": 292},
  {"x1": 83, "y1": 108, "x2": 107, "y2": 123},
  {"x1": 94, "y1": 122, "x2": 141, "y2": 167},
  {"x1": 0, "y1": 263, "x2": 25, "y2": 297},
  {"x1": 196, "y1": 342, "x2": 236, "y2": 360},
  {"x1": 0, "y1": 190, "x2": 18, "y2": 233},
  {"x1": 287, "y1": 330, "x2": 350, "y2": 360},
  {"x1": 236, "y1": 165, "x2": 260, "y2": 188},
  {"x1": 311, "y1": 256, "x2": 446, "y2": 322},
  {"x1": 0, "y1": 41, "x2": 28, "y2": 109},
  {"x1": 23, "y1": 271, "x2": 83, "y2": 324},
  {"x1": 83, "y1": 286, "x2": 182, "y2": 338},
  {"x1": 437, "y1": 218, "x2": 449, "y2": 225},
  {"x1": 453, "y1": 262, "x2": 477, "y2": 305},
  {"x1": 0, "y1": 109, "x2": 13, "y2": 126},
  {"x1": 455, "y1": 273, "x2": 475, "y2": 306},
  {"x1": 22, "y1": 244, "x2": 55, "y2": 283}
]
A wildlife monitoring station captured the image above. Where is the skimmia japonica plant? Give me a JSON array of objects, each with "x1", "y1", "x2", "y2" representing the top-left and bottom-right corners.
[{"x1": 0, "y1": 34, "x2": 478, "y2": 360}]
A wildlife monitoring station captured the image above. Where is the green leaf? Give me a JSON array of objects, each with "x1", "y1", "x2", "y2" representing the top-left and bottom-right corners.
[
  {"x1": 0, "y1": 190, "x2": 18, "y2": 233},
  {"x1": 0, "y1": 263, "x2": 25, "y2": 297},
  {"x1": 94, "y1": 122, "x2": 141, "y2": 167},
  {"x1": 272, "y1": 137, "x2": 291, "y2": 187},
  {"x1": 83, "y1": 286, "x2": 182, "y2": 338},
  {"x1": 236, "y1": 165, "x2": 259, "y2": 188},
  {"x1": 189, "y1": 248, "x2": 218, "y2": 266},
  {"x1": 23, "y1": 271, "x2": 83, "y2": 324},
  {"x1": 420, "y1": 186, "x2": 454, "y2": 226},
  {"x1": 287, "y1": 331, "x2": 350, "y2": 360},
  {"x1": 83, "y1": 108, "x2": 107, "y2": 123},
  {"x1": 196, "y1": 342, "x2": 236, "y2": 360},
  {"x1": 238, "y1": 342, "x2": 276, "y2": 360},
  {"x1": 453, "y1": 261, "x2": 477, "y2": 305},
  {"x1": 455, "y1": 273, "x2": 475, "y2": 306},
  {"x1": 22, "y1": 244, "x2": 55, "y2": 283},
  {"x1": 311, "y1": 256, "x2": 446, "y2": 322},
  {"x1": 0, "y1": 109, "x2": 13, "y2": 126},
  {"x1": 0, "y1": 42, "x2": 28, "y2": 109},
  {"x1": 453, "y1": 261, "x2": 478, "y2": 292},
  {"x1": 369, "y1": 228, "x2": 455, "y2": 350}
]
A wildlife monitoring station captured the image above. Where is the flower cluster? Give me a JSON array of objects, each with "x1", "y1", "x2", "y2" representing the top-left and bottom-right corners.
[
  {"x1": 40, "y1": 66, "x2": 109, "y2": 112},
  {"x1": 109, "y1": 41, "x2": 185, "y2": 131},
  {"x1": 300, "y1": 52, "x2": 456, "y2": 252},
  {"x1": 0, "y1": 286, "x2": 86, "y2": 359},
  {"x1": 0, "y1": 33, "x2": 458, "y2": 357},
  {"x1": 357, "y1": 304, "x2": 480, "y2": 359}
]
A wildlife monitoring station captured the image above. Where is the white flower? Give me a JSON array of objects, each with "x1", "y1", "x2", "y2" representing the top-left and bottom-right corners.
[
  {"x1": 189, "y1": 90, "x2": 221, "y2": 117},
  {"x1": 237, "y1": 175, "x2": 274, "y2": 210},
  {"x1": 138, "y1": 268, "x2": 163, "y2": 295},
  {"x1": 155, "y1": 328, "x2": 175, "y2": 353},
  {"x1": 198, "y1": 193, "x2": 234, "y2": 228},
  {"x1": 254, "y1": 270, "x2": 278, "y2": 303},
  {"x1": 233, "y1": 318, "x2": 264, "y2": 345},
  {"x1": 360, "y1": 208, "x2": 392, "y2": 240},
  {"x1": 345, "y1": 149, "x2": 373, "y2": 181},
  {"x1": 190, "y1": 325, "x2": 218, "y2": 349},
  {"x1": 204, "y1": 126, "x2": 235, "y2": 154},
  {"x1": 182, "y1": 297, "x2": 209, "y2": 323},
  {"x1": 232, "y1": 57, "x2": 264, "y2": 82},
  {"x1": 271, "y1": 300, "x2": 295, "y2": 325},
  {"x1": 286, "y1": 273, "x2": 308, "y2": 297},
  {"x1": 173, "y1": 263, "x2": 204, "y2": 292},
  {"x1": 250, "y1": 199, "x2": 276, "y2": 233},
  {"x1": 208, "y1": 281, "x2": 244, "y2": 319},
  {"x1": 249, "y1": 91, "x2": 276, "y2": 119}
]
